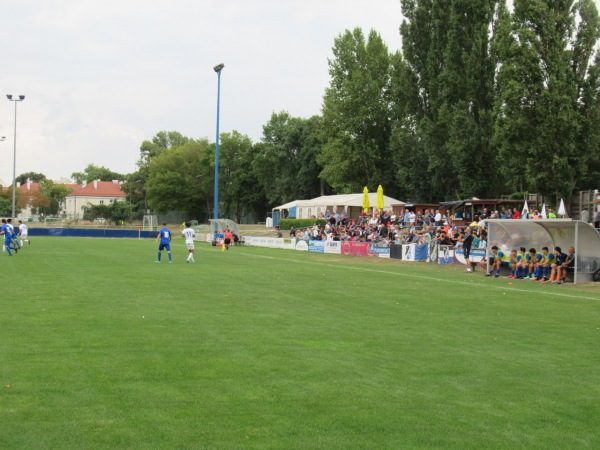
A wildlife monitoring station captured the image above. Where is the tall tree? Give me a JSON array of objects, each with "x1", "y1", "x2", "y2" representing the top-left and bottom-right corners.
[
  {"x1": 320, "y1": 28, "x2": 394, "y2": 194},
  {"x1": 16, "y1": 172, "x2": 47, "y2": 184},
  {"x1": 128, "y1": 131, "x2": 194, "y2": 218},
  {"x1": 395, "y1": 0, "x2": 500, "y2": 201},
  {"x1": 71, "y1": 164, "x2": 124, "y2": 183},
  {"x1": 218, "y1": 131, "x2": 267, "y2": 222},
  {"x1": 138, "y1": 131, "x2": 190, "y2": 170},
  {"x1": 254, "y1": 112, "x2": 326, "y2": 206},
  {"x1": 39, "y1": 181, "x2": 72, "y2": 215},
  {"x1": 146, "y1": 139, "x2": 213, "y2": 219},
  {"x1": 494, "y1": 0, "x2": 600, "y2": 202}
]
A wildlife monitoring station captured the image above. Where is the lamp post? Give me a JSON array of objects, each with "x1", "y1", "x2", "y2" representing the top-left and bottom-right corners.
[
  {"x1": 6, "y1": 95, "x2": 25, "y2": 221},
  {"x1": 213, "y1": 63, "x2": 224, "y2": 235}
]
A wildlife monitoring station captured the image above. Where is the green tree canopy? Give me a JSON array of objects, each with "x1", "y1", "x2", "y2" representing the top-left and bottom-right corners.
[
  {"x1": 393, "y1": 0, "x2": 500, "y2": 201},
  {"x1": 320, "y1": 28, "x2": 393, "y2": 194},
  {"x1": 40, "y1": 181, "x2": 72, "y2": 215},
  {"x1": 494, "y1": 0, "x2": 600, "y2": 202},
  {"x1": 146, "y1": 139, "x2": 213, "y2": 219},
  {"x1": 254, "y1": 112, "x2": 327, "y2": 207},
  {"x1": 218, "y1": 130, "x2": 267, "y2": 222},
  {"x1": 71, "y1": 164, "x2": 124, "y2": 183},
  {"x1": 16, "y1": 172, "x2": 48, "y2": 184}
]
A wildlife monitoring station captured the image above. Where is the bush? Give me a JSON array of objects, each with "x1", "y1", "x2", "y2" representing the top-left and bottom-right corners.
[{"x1": 279, "y1": 218, "x2": 327, "y2": 230}]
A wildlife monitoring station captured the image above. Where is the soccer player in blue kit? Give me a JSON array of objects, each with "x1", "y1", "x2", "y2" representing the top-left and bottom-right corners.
[
  {"x1": 1, "y1": 218, "x2": 18, "y2": 256},
  {"x1": 155, "y1": 222, "x2": 173, "y2": 263}
]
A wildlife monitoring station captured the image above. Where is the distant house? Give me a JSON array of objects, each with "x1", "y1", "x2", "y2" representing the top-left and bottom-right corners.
[{"x1": 64, "y1": 180, "x2": 127, "y2": 219}]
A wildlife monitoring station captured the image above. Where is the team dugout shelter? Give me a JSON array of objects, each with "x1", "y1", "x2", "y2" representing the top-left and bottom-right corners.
[{"x1": 485, "y1": 219, "x2": 600, "y2": 284}]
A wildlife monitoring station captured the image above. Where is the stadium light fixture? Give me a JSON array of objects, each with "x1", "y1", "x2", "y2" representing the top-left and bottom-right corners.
[
  {"x1": 213, "y1": 63, "x2": 224, "y2": 235},
  {"x1": 6, "y1": 94, "x2": 25, "y2": 221}
]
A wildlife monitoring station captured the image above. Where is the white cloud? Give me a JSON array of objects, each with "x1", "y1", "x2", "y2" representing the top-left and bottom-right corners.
[{"x1": 1, "y1": 1, "x2": 404, "y2": 181}]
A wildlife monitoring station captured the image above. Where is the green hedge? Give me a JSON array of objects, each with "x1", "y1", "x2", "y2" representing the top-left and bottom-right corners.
[{"x1": 279, "y1": 218, "x2": 327, "y2": 230}]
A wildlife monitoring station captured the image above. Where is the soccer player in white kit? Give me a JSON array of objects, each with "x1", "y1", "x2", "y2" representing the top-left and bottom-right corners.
[
  {"x1": 181, "y1": 222, "x2": 196, "y2": 263},
  {"x1": 18, "y1": 220, "x2": 30, "y2": 247}
]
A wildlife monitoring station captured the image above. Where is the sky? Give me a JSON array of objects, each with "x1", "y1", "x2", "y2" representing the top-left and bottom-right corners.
[{"x1": 0, "y1": 1, "x2": 404, "y2": 184}]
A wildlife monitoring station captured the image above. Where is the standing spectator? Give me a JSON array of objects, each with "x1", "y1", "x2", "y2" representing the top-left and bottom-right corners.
[
  {"x1": 581, "y1": 208, "x2": 589, "y2": 224},
  {"x1": 408, "y1": 210, "x2": 417, "y2": 229},
  {"x1": 403, "y1": 209, "x2": 410, "y2": 227},
  {"x1": 181, "y1": 222, "x2": 196, "y2": 263},
  {"x1": 594, "y1": 209, "x2": 599, "y2": 229},
  {"x1": 434, "y1": 210, "x2": 442, "y2": 227},
  {"x1": 459, "y1": 226, "x2": 475, "y2": 272},
  {"x1": 155, "y1": 222, "x2": 173, "y2": 264}
]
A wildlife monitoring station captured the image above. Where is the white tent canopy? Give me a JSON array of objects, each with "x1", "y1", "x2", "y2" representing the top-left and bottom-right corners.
[
  {"x1": 272, "y1": 200, "x2": 300, "y2": 211},
  {"x1": 274, "y1": 193, "x2": 404, "y2": 220}
]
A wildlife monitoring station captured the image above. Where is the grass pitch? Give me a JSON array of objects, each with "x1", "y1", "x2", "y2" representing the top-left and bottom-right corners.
[{"x1": 1, "y1": 237, "x2": 599, "y2": 449}]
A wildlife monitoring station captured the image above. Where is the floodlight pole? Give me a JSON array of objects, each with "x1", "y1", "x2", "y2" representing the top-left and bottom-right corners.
[
  {"x1": 6, "y1": 95, "x2": 25, "y2": 221},
  {"x1": 213, "y1": 63, "x2": 224, "y2": 235}
]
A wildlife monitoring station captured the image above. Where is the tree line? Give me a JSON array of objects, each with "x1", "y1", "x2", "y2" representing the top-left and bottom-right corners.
[{"x1": 3, "y1": 1, "x2": 600, "y2": 222}]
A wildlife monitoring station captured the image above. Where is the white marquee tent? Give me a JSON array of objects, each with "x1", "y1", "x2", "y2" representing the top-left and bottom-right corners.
[{"x1": 273, "y1": 193, "x2": 404, "y2": 221}]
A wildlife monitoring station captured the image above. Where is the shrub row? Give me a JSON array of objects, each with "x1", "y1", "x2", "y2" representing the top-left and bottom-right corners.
[{"x1": 278, "y1": 218, "x2": 327, "y2": 230}]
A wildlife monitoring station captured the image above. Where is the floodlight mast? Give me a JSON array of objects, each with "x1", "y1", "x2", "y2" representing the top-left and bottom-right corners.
[
  {"x1": 213, "y1": 63, "x2": 224, "y2": 235},
  {"x1": 6, "y1": 94, "x2": 25, "y2": 221}
]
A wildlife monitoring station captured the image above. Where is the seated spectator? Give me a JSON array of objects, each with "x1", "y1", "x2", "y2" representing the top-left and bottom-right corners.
[
  {"x1": 453, "y1": 229, "x2": 465, "y2": 246},
  {"x1": 438, "y1": 233, "x2": 453, "y2": 246},
  {"x1": 557, "y1": 246, "x2": 576, "y2": 284},
  {"x1": 548, "y1": 246, "x2": 567, "y2": 282}
]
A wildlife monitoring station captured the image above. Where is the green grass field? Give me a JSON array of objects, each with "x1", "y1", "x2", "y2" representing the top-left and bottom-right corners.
[{"x1": 1, "y1": 237, "x2": 599, "y2": 449}]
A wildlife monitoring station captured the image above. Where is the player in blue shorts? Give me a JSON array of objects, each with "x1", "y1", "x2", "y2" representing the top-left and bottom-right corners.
[
  {"x1": 533, "y1": 246, "x2": 553, "y2": 281},
  {"x1": 486, "y1": 245, "x2": 511, "y2": 278},
  {"x1": 156, "y1": 222, "x2": 173, "y2": 263},
  {"x1": 1, "y1": 219, "x2": 19, "y2": 256},
  {"x1": 513, "y1": 247, "x2": 527, "y2": 278},
  {"x1": 525, "y1": 248, "x2": 538, "y2": 279}
]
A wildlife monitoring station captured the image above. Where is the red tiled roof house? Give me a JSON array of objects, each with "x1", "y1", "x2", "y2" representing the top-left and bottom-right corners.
[{"x1": 64, "y1": 180, "x2": 127, "y2": 219}]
